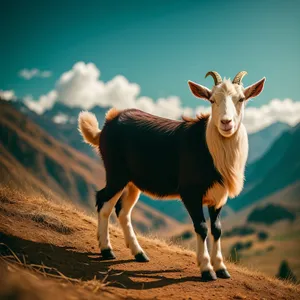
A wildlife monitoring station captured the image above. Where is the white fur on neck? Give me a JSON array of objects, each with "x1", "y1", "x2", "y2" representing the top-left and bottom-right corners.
[{"x1": 205, "y1": 117, "x2": 248, "y2": 198}]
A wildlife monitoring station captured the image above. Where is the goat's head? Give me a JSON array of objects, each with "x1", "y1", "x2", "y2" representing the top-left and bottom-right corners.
[{"x1": 188, "y1": 71, "x2": 266, "y2": 137}]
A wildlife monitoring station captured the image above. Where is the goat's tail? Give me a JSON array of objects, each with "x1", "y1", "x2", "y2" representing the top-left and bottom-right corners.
[{"x1": 78, "y1": 111, "x2": 101, "y2": 147}]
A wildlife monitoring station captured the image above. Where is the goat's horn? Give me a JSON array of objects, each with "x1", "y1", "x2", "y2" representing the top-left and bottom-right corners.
[
  {"x1": 205, "y1": 71, "x2": 222, "y2": 86},
  {"x1": 232, "y1": 71, "x2": 248, "y2": 85}
]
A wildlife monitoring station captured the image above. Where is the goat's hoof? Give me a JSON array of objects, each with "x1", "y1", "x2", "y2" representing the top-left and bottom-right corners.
[
  {"x1": 216, "y1": 269, "x2": 231, "y2": 279},
  {"x1": 135, "y1": 252, "x2": 150, "y2": 262},
  {"x1": 101, "y1": 249, "x2": 116, "y2": 260},
  {"x1": 201, "y1": 270, "x2": 217, "y2": 281}
]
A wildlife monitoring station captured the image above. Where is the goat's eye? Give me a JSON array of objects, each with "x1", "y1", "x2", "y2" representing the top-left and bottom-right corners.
[
  {"x1": 209, "y1": 99, "x2": 215, "y2": 104},
  {"x1": 239, "y1": 98, "x2": 245, "y2": 103}
]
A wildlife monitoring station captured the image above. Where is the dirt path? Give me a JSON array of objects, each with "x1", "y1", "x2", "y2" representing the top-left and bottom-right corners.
[{"x1": 0, "y1": 189, "x2": 299, "y2": 300}]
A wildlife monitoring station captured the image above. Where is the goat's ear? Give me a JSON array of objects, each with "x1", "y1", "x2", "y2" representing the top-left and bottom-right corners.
[
  {"x1": 188, "y1": 80, "x2": 212, "y2": 101},
  {"x1": 244, "y1": 77, "x2": 266, "y2": 100}
]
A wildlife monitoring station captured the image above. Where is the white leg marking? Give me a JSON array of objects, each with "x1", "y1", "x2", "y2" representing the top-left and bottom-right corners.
[
  {"x1": 119, "y1": 211, "x2": 144, "y2": 255},
  {"x1": 118, "y1": 184, "x2": 144, "y2": 256},
  {"x1": 196, "y1": 234, "x2": 214, "y2": 272},
  {"x1": 211, "y1": 238, "x2": 226, "y2": 271},
  {"x1": 98, "y1": 190, "x2": 123, "y2": 250}
]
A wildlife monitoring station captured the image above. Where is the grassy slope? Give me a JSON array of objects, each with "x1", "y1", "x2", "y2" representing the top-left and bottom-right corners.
[
  {"x1": 0, "y1": 261, "x2": 120, "y2": 300},
  {"x1": 0, "y1": 187, "x2": 299, "y2": 300}
]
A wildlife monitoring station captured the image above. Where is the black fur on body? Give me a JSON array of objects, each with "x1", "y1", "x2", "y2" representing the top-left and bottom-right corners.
[{"x1": 96, "y1": 109, "x2": 223, "y2": 244}]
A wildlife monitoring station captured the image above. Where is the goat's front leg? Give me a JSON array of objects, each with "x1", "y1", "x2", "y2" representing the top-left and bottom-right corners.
[
  {"x1": 181, "y1": 189, "x2": 216, "y2": 281},
  {"x1": 208, "y1": 206, "x2": 230, "y2": 279}
]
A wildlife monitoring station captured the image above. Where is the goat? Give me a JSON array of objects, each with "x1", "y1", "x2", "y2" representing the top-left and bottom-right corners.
[{"x1": 78, "y1": 71, "x2": 265, "y2": 281}]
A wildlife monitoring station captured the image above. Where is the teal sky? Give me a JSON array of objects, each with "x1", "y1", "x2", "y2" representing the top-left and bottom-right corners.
[{"x1": 1, "y1": 0, "x2": 299, "y2": 109}]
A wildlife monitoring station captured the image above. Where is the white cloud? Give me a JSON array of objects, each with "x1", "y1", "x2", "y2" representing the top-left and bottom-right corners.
[
  {"x1": 24, "y1": 90, "x2": 57, "y2": 114},
  {"x1": 243, "y1": 99, "x2": 300, "y2": 133},
  {"x1": 195, "y1": 105, "x2": 212, "y2": 116},
  {"x1": 40, "y1": 70, "x2": 52, "y2": 78},
  {"x1": 19, "y1": 68, "x2": 52, "y2": 80},
  {"x1": 52, "y1": 113, "x2": 69, "y2": 124},
  {"x1": 0, "y1": 90, "x2": 16, "y2": 101},
  {"x1": 24, "y1": 62, "x2": 192, "y2": 120},
  {"x1": 21, "y1": 62, "x2": 300, "y2": 133},
  {"x1": 55, "y1": 62, "x2": 106, "y2": 109}
]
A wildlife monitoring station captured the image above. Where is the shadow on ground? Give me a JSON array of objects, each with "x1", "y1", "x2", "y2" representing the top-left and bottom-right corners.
[{"x1": 0, "y1": 233, "x2": 201, "y2": 290}]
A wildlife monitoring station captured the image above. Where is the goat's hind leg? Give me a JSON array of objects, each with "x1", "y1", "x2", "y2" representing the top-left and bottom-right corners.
[
  {"x1": 96, "y1": 187, "x2": 124, "y2": 260},
  {"x1": 115, "y1": 183, "x2": 149, "y2": 262},
  {"x1": 209, "y1": 206, "x2": 230, "y2": 279}
]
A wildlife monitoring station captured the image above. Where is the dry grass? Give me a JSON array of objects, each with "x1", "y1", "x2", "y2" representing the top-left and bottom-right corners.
[
  {"x1": 0, "y1": 185, "x2": 97, "y2": 233},
  {"x1": 0, "y1": 260, "x2": 120, "y2": 300},
  {"x1": 0, "y1": 186, "x2": 121, "y2": 299}
]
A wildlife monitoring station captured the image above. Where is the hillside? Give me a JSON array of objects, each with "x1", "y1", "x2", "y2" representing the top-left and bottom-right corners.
[
  {"x1": 219, "y1": 181, "x2": 300, "y2": 279},
  {"x1": 0, "y1": 100, "x2": 183, "y2": 237},
  {"x1": 247, "y1": 122, "x2": 290, "y2": 163},
  {"x1": 230, "y1": 124, "x2": 300, "y2": 211},
  {"x1": 11, "y1": 100, "x2": 108, "y2": 158},
  {"x1": 0, "y1": 261, "x2": 119, "y2": 300},
  {"x1": 0, "y1": 100, "x2": 105, "y2": 207},
  {"x1": 0, "y1": 187, "x2": 299, "y2": 300},
  {"x1": 223, "y1": 181, "x2": 300, "y2": 231}
]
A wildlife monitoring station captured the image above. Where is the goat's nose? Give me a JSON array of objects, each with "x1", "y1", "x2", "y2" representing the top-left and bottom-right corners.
[{"x1": 221, "y1": 119, "x2": 232, "y2": 125}]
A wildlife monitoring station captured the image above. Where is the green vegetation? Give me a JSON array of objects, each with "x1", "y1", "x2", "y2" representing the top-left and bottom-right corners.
[
  {"x1": 247, "y1": 204, "x2": 296, "y2": 225},
  {"x1": 277, "y1": 260, "x2": 297, "y2": 283},
  {"x1": 223, "y1": 225, "x2": 256, "y2": 238},
  {"x1": 257, "y1": 231, "x2": 269, "y2": 241}
]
